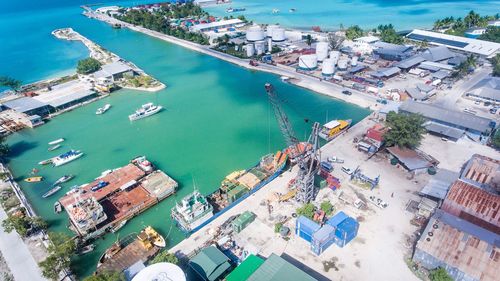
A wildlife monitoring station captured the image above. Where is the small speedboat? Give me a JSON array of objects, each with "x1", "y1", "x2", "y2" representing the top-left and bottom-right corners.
[
  {"x1": 25, "y1": 176, "x2": 43, "y2": 183},
  {"x1": 42, "y1": 186, "x2": 61, "y2": 198},
  {"x1": 48, "y1": 138, "x2": 65, "y2": 145},
  {"x1": 289, "y1": 8, "x2": 296, "y2": 12},
  {"x1": 96, "y1": 104, "x2": 111, "y2": 115},
  {"x1": 53, "y1": 175, "x2": 74, "y2": 186},
  {"x1": 78, "y1": 244, "x2": 95, "y2": 255},
  {"x1": 48, "y1": 144, "x2": 61, "y2": 151},
  {"x1": 38, "y1": 159, "x2": 53, "y2": 165},
  {"x1": 54, "y1": 201, "x2": 62, "y2": 213},
  {"x1": 111, "y1": 220, "x2": 127, "y2": 233},
  {"x1": 272, "y1": 8, "x2": 280, "y2": 14}
]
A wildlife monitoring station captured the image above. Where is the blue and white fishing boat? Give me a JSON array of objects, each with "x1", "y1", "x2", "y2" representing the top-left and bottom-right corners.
[{"x1": 53, "y1": 150, "x2": 83, "y2": 167}]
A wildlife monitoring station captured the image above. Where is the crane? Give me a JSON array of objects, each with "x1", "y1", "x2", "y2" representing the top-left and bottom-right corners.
[{"x1": 264, "y1": 83, "x2": 321, "y2": 203}]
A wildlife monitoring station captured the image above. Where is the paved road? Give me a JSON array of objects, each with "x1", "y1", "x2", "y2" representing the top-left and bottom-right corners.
[{"x1": 0, "y1": 207, "x2": 47, "y2": 281}]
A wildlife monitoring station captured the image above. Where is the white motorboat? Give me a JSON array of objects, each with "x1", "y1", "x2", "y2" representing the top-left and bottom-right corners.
[
  {"x1": 52, "y1": 150, "x2": 84, "y2": 167},
  {"x1": 48, "y1": 138, "x2": 65, "y2": 145},
  {"x1": 128, "y1": 103, "x2": 162, "y2": 121},
  {"x1": 96, "y1": 104, "x2": 111, "y2": 115}
]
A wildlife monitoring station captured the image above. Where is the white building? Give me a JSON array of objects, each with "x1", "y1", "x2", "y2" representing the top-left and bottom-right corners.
[
  {"x1": 190, "y1": 19, "x2": 244, "y2": 33},
  {"x1": 352, "y1": 36, "x2": 380, "y2": 54}
]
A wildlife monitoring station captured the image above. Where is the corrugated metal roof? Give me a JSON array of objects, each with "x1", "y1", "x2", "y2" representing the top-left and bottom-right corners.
[
  {"x1": 386, "y1": 146, "x2": 433, "y2": 171},
  {"x1": 432, "y1": 69, "x2": 451, "y2": 79},
  {"x1": 226, "y1": 255, "x2": 264, "y2": 281},
  {"x1": 246, "y1": 254, "x2": 317, "y2": 281},
  {"x1": 406, "y1": 87, "x2": 429, "y2": 100},
  {"x1": 420, "y1": 46, "x2": 456, "y2": 62},
  {"x1": 460, "y1": 154, "x2": 500, "y2": 194},
  {"x1": 3, "y1": 97, "x2": 48, "y2": 113},
  {"x1": 396, "y1": 55, "x2": 426, "y2": 69},
  {"x1": 420, "y1": 169, "x2": 459, "y2": 200},
  {"x1": 189, "y1": 246, "x2": 231, "y2": 281},
  {"x1": 399, "y1": 100, "x2": 494, "y2": 133},
  {"x1": 425, "y1": 122, "x2": 465, "y2": 139},
  {"x1": 101, "y1": 61, "x2": 133, "y2": 76}
]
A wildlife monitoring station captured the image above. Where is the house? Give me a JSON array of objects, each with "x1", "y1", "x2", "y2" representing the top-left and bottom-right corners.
[
  {"x1": 413, "y1": 209, "x2": 499, "y2": 281},
  {"x1": 399, "y1": 100, "x2": 496, "y2": 142},
  {"x1": 466, "y1": 77, "x2": 500, "y2": 103},
  {"x1": 189, "y1": 246, "x2": 231, "y2": 281},
  {"x1": 386, "y1": 146, "x2": 437, "y2": 175},
  {"x1": 358, "y1": 124, "x2": 388, "y2": 153}
]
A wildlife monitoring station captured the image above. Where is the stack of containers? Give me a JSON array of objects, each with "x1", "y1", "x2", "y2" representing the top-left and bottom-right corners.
[
  {"x1": 296, "y1": 216, "x2": 321, "y2": 243},
  {"x1": 335, "y1": 217, "x2": 359, "y2": 247},
  {"x1": 311, "y1": 224, "x2": 336, "y2": 255},
  {"x1": 232, "y1": 211, "x2": 256, "y2": 233}
]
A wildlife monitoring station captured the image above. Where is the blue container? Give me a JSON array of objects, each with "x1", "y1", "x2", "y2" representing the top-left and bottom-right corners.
[
  {"x1": 326, "y1": 211, "x2": 349, "y2": 228},
  {"x1": 311, "y1": 225, "x2": 336, "y2": 255},
  {"x1": 334, "y1": 217, "x2": 359, "y2": 247},
  {"x1": 296, "y1": 216, "x2": 320, "y2": 243}
]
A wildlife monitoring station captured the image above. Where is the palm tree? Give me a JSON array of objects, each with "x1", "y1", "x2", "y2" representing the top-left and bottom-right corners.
[
  {"x1": 465, "y1": 10, "x2": 481, "y2": 28},
  {"x1": 305, "y1": 34, "x2": 313, "y2": 47}
]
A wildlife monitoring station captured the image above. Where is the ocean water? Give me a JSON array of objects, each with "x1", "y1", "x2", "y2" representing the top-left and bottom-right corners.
[
  {"x1": 1, "y1": 0, "x2": 371, "y2": 277},
  {"x1": 205, "y1": 0, "x2": 500, "y2": 30}
]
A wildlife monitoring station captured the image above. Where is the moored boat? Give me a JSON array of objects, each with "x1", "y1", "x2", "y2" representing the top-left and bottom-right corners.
[
  {"x1": 128, "y1": 103, "x2": 162, "y2": 121},
  {"x1": 110, "y1": 220, "x2": 127, "y2": 233},
  {"x1": 96, "y1": 104, "x2": 111, "y2": 115},
  {"x1": 78, "y1": 244, "x2": 95, "y2": 255},
  {"x1": 54, "y1": 201, "x2": 62, "y2": 213},
  {"x1": 48, "y1": 144, "x2": 61, "y2": 151},
  {"x1": 48, "y1": 138, "x2": 65, "y2": 145},
  {"x1": 140, "y1": 226, "x2": 166, "y2": 248},
  {"x1": 38, "y1": 159, "x2": 53, "y2": 165},
  {"x1": 42, "y1": 186, "x2": 62, "y2": 198},
  {"x1": 171, "y1": 190, "x2": 214, "y2": 233},
  {"x1": 25, "y1": 176, "x2": 43, "y2": 183},
  {"x1": 318, "y1": 119, "x2": 352, "y2": 141},
  {"x1": 53, "y1": 175, "x2": 74, "y2": 186},
  {"x1": 52, "y1": 150, "x2": 84, "y2": 167}
]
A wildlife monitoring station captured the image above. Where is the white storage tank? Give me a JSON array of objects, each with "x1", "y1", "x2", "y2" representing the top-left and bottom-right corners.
[
  {"x1": 298, "y1": 54, "x2": 318, "y2": 71},
  {"x1": 338, "y1": 59, "x2": 348, "y2": 71},
  {"x1": 322, "y1": 59, "x2": 336, "y2": 76},
  {"x1": 329, "y1": 51, "x2": 340, "y2": 65},
  {"x1": 351, "y1": 56, "x2": 359, "y2": 67},
  {"x1": 254, "y1": 40, "x2": 266, "y2": 55},
  {"x1": 246, "y1": 43, "x2": 255, "y2": 57},
  {"x1": 246, "y1": 25, "x2": 265, "y2": 42},
  {"x1": 267, "y1": 24, "x2": 279, "y2": 37},
  {"x1": 315, "y1": 42, "x2": 329, "y2": 61},
  {"x1": 272, "y1": 27, "x2": 286, "y2": 42}
]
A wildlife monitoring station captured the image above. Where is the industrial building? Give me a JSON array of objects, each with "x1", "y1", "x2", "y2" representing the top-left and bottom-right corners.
[
  {"x1": 459, "y1": 154, "x2": 499, "y2": 194},
  {"x1": 466, "y1": 77, "x2": 500, "y2": 103},
  {"x1": 406, "y1": 29, "x2": 500, "y2": 57},
  {"x1": 190, "y1": 18, "x2": 244, "y2": 33},
  {"x1": 413, "y1": 209, "x2": 499, "y2": 281},
  {"x1": 420, "y1": 169, "x2": 459, "y2": 202},
  {"x1": 32, "y1": 80, "x2": 97, "y2": 111},
  {"x1": 245, "y1": 254, "x2": 317, "y2": 281},
  {"x1": 386, "y1": 146, "x2": 437, "y2": 174},
  {"x1": 93, "y1": 61, "x2": 135, "y2": 81},
  {"x1": 2, "y1": 96, "x2": 51, "y2": 117},
  {"x1": 372, "y1": 41, "x2": 413, "y2": 61},
  {"x1": 399, "y1": 100, "x2": 496, "y2": 141},
  {"x1": 188, "y1": 246, "x2": 232, "y2": 281}
]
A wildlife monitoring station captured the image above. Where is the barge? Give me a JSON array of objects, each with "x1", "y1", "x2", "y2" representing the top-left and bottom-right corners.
[
  {"x1": 58, "y1": 156, "x2": 177, "y2": 240},
  {"x1": 172, "y1": 150, "x2": 288, "y2": 234}
]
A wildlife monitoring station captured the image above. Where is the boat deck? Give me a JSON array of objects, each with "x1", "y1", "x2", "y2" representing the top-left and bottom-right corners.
[
  {"x1": 59, "y1": 163, "x2": 146, "y2": 208},
  {"x1": 96, "y1": 240, "x2": 159, "y2": 274},
  {"x1": 100, "y1": 185, "x2": 155, "y2": 222}
]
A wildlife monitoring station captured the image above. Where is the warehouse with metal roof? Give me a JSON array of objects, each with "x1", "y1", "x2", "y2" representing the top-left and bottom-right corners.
[
  {"x1": 189, "y1": 246, "x2": 231, "y2": 281},
  {"x1": 246, "y1": 254, "x2": 317, "y2": 281},
  {"x1": 32, "y1": 80, "x2": 97, "y2": 111},
  {"x1": 2, "y1": 96, "x2": 51, "y2": 117},
  {"x1": 420, "y1": 169, "x2": 459, "y2": 200},
  {"x1": 466, "y1": 77, "x2": 500, "y2": 103}
]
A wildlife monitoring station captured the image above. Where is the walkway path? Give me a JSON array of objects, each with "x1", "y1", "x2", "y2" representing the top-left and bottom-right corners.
[{"x1": 0, "y1": 207, "x2": 47, "y2": 281}]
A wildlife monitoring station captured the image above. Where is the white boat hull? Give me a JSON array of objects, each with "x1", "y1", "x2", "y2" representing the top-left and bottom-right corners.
[
  {"x1": 53, "y1": 153, "x2": 83, "y2": 167},
  {"x1": 129, "y1": 106, "x2": 162, "y2": 121}
]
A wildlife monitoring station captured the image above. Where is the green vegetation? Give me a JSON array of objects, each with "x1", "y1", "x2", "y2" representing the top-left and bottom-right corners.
[
  {"x1": 149, "y1": 250, "x2": 179, "y2": 265},
  {"x1": 0, "y1": 135, "x2": 10, "y2": 159},
  {"x1": 491, "y1": 130, "x2": 500, "y2": 149},
  {"x1": 479, "y1": 26, "x2": 500, "y2": 43},
  {"x1": 83, "y1": 271, "x2": 125, "y2": 281},
  {"x1": 76, "y1": 58, "x2": 102, "y2": 74},
  {"x1": 492, "y1": 54, "x2": 500, "y2": 77},
  {"x1": 345, "y1": 25, "x2": 364, "y2": 40},
  {"x1": 39, "y1": 232, "x2": 76, "y2": 280},
  {"x1": 296, "y1": 203, "x2": 315, "y2": 219},
  {"x1": 384, "y1": 112, "x2": 426, "y2": 149},
  {"x1": 320, "y1": 201, "x2": 334, "y2": 216},
  {"x1": 433, "y1": 11, "x2": 499, "y2": 40},
  {"x1": 274, "y1": 222, "x2": 283, "y2": 233},
  {"x1": 116, "y1": 3, "x2": 209, "y2": 45},
  {"x1": 124, "y1": 75, "x2": 156, "y2": 88},
  {"x1": 429, "y1": 267, "x2": 453, "y2": 281},
  {"x1": 0, "y1": 76, "x2": 22, "y2": 91},
  {"x1": 453, "y1": 55, "x2": 477, "y2": 78},
  {"x1": 377, "y1": 24, "x2": 403, "y2": 44},
  {"x1": 1, "y1": 213, "x2": 47, "y2": 237},
  {"x1": 305, "y1": 34, "x2": 313, "y2": 47}
]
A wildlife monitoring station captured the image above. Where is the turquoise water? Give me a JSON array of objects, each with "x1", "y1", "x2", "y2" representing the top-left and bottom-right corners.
[
  {"x1": 205, "y1": 0, "x2": 500, "y2": 30},
  {"x1": 1, "y1": 1, "x2": 370, "y2": 277}
]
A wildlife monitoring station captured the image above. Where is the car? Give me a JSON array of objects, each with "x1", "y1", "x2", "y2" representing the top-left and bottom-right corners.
[
  {"x1": 441, "y1": 137, "x2": 448, "y2": 142},
  {"x1": 474, "y1": 100, "x2": 481, "y2": 105},
  {"x1": 484, "y1": 101, "x2": 491, "y2": 107},
  {"x1": 342, "y1": 90, "x2": 352, "y2": 95},
  {"x1": 341, "y1": 166, "x2": 353, "y2": 175},
  {"x1": 327, "y1": 156, "x2": 345, "y2": 164}
]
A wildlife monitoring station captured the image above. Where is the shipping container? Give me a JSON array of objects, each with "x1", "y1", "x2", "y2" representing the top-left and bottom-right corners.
[
  {"x1": 227, "y1": 185, "x2": 248, "y2": 203},
  {"x1": 232, "y1": 211, "x2": 256, "y2": 233},
  {"x1": 311, "y1": 225, "x2": 336, "y2": 255},
  {"x1": 314, "y1": 174, "x2": 327, "y2": 189},
  {"x1": 296, "y1": 216, "x2": 321, "y2": 243},
  {"x1": 326, "y1": 211, "x2": 349, "y2": 228},
  {"x1": 334, "y1": 217, "x2": 359, "y2": 247}
]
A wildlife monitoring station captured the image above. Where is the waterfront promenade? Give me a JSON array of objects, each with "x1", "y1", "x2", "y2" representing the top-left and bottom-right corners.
[{"x1": 84, "y1": 8, "x2": 377, "y2": 109}]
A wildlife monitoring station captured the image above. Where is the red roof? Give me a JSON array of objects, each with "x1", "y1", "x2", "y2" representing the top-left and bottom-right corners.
[{"x1": 366, "y1": 124, "x2": 387, "y2": 142}]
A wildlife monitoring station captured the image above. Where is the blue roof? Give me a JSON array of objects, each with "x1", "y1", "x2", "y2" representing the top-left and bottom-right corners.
[
  {"x1": 313, "y1": 225, "x2": 335, "y2": 243},
  {"x1": 296, "y1": 216, "x2": 320, "y2": 233},
  {"x1": 336, "y1": 217, "x2": 359, "y2": 234},
  {"x1": 326, "y1": 211, "x2": 349, "y2": 227}
]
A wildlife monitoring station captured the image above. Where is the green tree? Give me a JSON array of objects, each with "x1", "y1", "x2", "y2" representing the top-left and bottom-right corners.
[
  {"x1": 296, "y1": 203, "x2": 315, "y2": 219},
  {"x1": 305, "y1": 34, "x2": 313, "y2": 47},
  {"x1": 491, "y1": 130, "x2": 500, "y2": 149},
  {"x1": 320, "y1": 201, "x2": 334, "y2": 216},
  {"x1": 39, "y1": 232, "x2": 76, "y2": 280},
  {"x1": 429, "y1": 267, "x2": 453, "y2": 281},
  {"x1": 491, "y1": 53, "x2": 500, "y2": 77},
  {"x1": 377, "y1": 24, "x2": 403, "y2": 44},
  {"x1": 83, "y1": 271, "x2": 125, "y2": 281},
  {"x1": 0, "y1": 135, "x2": 10, "y2": 159},
  {"x1": 345, "y1": 25, "x2": 364, "y2": 40},
  {"x1": 76, "y1": 58, "x2": 102, "y2": 74},
  {"x1": 149, "y1": 250, "x2": 179, "y2": 265},
  {"x1": 464, "y1": 10, "x2": 481, "y2": 28},
  {"x1": 0, "y1": 76, "x2": 22, "y2": 91},
  {"x1": 384, "y1": 112, "x2": 426, "y2": 149},
  {"x1": 1, "y1": 215, "x2": 30, "y2": 237},
  {"x1": 479, "y1": 26, "x2": 500, "y2": 43}
]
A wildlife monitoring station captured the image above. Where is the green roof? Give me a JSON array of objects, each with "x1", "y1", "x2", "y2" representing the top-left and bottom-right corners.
[
  {"x1": 246, "y1": 254, "x2": 317, "y2": 281},
  {"x1": 225, "y1": 255, "x2": 264, "y2": 281},
  {"x1": 189, "y1": 246, "x2": 231, "y2": 281}
]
